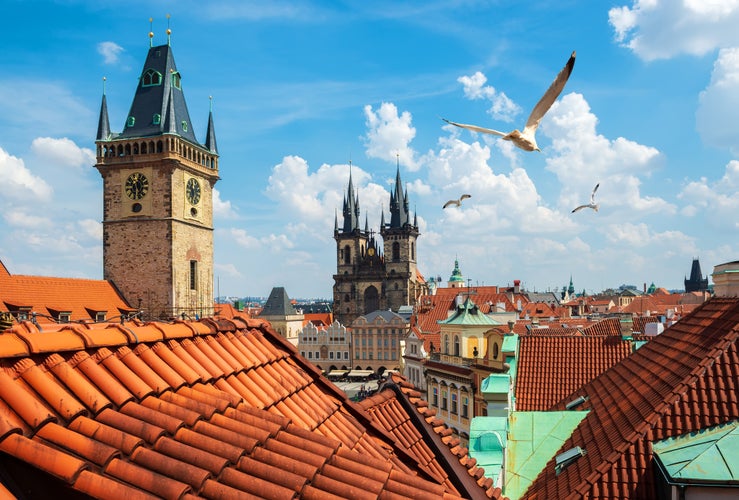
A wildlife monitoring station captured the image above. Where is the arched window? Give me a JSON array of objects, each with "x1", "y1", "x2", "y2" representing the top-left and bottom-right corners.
[
  {"x1": 343, "y1": 245, "x2": 351, "y2": 264},
  {"x1": 364, "y1": 286, "x2": 379, "y2": 314},
  {"x1": 392, "y1": 242, "x2": 400, "y2": 261},
  {"x1": 142, "y1": 69, "x2": 162, "y2": 87},
  {"x1": 443, "y1": 334, "x2": 449, "y2": 354},
  {"x1": 453, "y1": 335, "x2": 460, "y2": 357}
]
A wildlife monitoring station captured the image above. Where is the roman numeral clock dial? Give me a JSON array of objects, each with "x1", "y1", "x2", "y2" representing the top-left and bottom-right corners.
[
  {"x1": 186, "y1": 178, "x2": 201, "y2": 205},
  {"x1": 125, "y1": 172, "x2": 149, "y2": 200}
]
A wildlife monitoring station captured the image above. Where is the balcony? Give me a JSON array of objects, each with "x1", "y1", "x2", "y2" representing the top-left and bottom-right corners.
[{"x1": 429, "y1": 352, "x2": 474, "y2": 367}]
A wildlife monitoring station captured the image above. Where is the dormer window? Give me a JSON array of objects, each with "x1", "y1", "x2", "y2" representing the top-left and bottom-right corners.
[
  {"x1": 142, "y1": 69, "x2": 162, "y2": 87},
  {"x1": 127, "y1": 116, "x2": 135, "y2": 128},
  {"x1": 181, "y1": 121, "x2": 188, "y2": 132},
  {"x1": 152, "y1": 114, "x2": 161, "y2": 125},
  {"x1": 57, "y1": 312, "x2": 72, "y2": 323},
  {"x1": 171, "y1": 71, "x2": 181, "y2": 89}
]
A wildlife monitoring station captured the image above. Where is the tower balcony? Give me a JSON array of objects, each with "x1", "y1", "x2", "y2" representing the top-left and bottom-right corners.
[{"x1": 96, "y1": 135, "x2": 219, "y2": 177}]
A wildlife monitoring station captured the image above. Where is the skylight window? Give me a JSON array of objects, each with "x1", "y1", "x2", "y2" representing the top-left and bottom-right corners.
[
  {"x1": 555, "y1": 446, "x2": 587, "y2": 475},
  {"x1": 142, "y1": 69, "x2": 162, "y2": 87}
]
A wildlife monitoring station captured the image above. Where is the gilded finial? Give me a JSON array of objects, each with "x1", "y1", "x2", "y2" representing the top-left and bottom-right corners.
[
  {"x1": 149, "y1": 17, "x2": 154, "y2": 47},
  {"x1": 166, "y1": 14, "x2": 171, "y2": 45}
]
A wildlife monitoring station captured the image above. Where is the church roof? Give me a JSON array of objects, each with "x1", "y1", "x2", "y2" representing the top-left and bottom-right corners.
[{"x1": 114, "y1": 44, "x2": 200, "y2": 145}]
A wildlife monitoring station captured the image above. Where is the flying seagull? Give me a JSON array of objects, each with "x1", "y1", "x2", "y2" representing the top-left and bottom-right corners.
[
  {"x1": 572, "y1": 183, "x2": 600, "y2": 213},
  {"x1": 442, "y1": 51, "x2": 576, "y2": 152},
  {"x1": 443, "y1": 194, "x2": 471, "y2": 209}
]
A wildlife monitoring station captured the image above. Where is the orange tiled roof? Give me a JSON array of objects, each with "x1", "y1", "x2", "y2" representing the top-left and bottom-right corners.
[
  {"x1": 0, "y1": 270, "x2": 132, "y2": 324},
  {"x1": 360, "y1": 373, "x2": 504, "y2": 499},
  {"x1": 522, "y1": 297, "x2": 739, "y2": 499},
  {"x1": 515, "y1": 335, "x2": 633, "y2": 411},
  {"x1": 0, "y1": 315, "x2": 481, "y2": 499}
]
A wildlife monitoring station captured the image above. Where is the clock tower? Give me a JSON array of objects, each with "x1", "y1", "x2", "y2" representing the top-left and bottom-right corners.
[{"x1": 94, "y1": 32, "x2": 219, "y2": 320}]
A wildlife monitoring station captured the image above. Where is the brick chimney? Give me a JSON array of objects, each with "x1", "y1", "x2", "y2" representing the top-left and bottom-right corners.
[{"x1": 712, "y1": 261, "x2": 739, "y2": 297}]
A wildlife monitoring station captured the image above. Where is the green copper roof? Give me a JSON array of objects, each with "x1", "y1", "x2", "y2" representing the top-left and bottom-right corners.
[
  {"x1": 449, "y1": 259, "x2": 464, "y2": 282},
  {"x1": 505, "y1": 411, "x2": 589, "y2": 499},
  {"x1": 438, "y1": 297, "x2": 501, "y2": 326},
  {"x1": 501, "y1": 333, "x2": 518, "y2": 353},
  {"x1": 653, "y1": 419, "x2": 739, "y2": 484},
  {"x1": 469, "y1": 417, "x2": 508, "y2": 485},
  {"x1": 481, "y1": 374, "x2": 511, "y2": 395}
]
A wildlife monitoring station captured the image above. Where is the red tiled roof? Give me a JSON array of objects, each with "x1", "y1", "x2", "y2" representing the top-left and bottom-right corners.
[
  {"x1": 360, "y1": 373, "x2": 505, "y2": 499},
  {"x1": 522, "y1": 297, "x2": 739, "y2": 499},
  {"x1": 515, "y1": 335, "x2": 633, "y2": 411},
  {"x1": 0, "y1": 315, "x2": 479, "y2": 499},
  {"x1": 0, "y1": 271, "x2": 132, "y2": 324},
  {"x1": 415, "y1": 287, "x2": 529, "y2": 335}
]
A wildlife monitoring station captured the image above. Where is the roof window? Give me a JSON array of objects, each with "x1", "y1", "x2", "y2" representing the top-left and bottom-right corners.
[
  {"x1": 142, "y1": 69, "x2": 162, "y2": 87},
  {"x1": 171, "y1": 71, "x2": 181, "y2": 89},
  {"x1": 555, "y1": 446, "x2": 587, "y2": 475},
  {"x1": 152, "y1": 114, "x2": 161, "y2": 125}
]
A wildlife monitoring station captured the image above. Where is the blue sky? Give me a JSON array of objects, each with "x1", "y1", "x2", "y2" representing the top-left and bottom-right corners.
[{"x1": 1, "y1": 0, "x2": 738, "y2": 299}]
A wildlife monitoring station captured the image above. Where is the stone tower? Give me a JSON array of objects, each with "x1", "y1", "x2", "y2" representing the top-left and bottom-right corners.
[
  {"x1": 684, "y1": 258, "x2": 709, "y2": 293},
  {"x1": 94, "y1": 33, "x2": 219, "y2": 320},
  {"x1": 333, "y1": 164, "x2": 426, "y2": 326}
]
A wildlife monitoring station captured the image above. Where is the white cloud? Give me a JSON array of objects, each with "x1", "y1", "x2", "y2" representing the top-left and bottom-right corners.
[
  {"x1": 363, "y1": 103, "x2": 419, "y2": 171},
  {"x1": 30, "y1": 137, "x2": 95, "y2": 170},
  {"x1": 3, "y1": 210, "x2": 51, "y2": 229},
  {"x1": 541, "y1": 93, "x2": 673, "y2": 215},
  {"x1": 0, "y1": 146, "x2": 53, "y2": 201},
  {"x1": 457, "y1": 71, "x2": 521, "y2": 123},
  {"x1": 213, "y1": 188, "x2": 238, "y2": 219},
  {"x1": 97, "y1": 41, "x2": 124, "y2": 64},
  {"x1": 77, "y1": 219, "x2": 102, "y2": 241},
  {"x1": 697, "y1": 48, "x2": 739, "y2": 153},
  {"x1": 678, "y1": 161, "x2": 739, "y2": 227},
  {"x1": 609, "y1": 0, "x2": 739, "y2": 61}
]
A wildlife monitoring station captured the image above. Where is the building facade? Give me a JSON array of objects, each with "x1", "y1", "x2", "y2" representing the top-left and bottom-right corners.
[
  {"x1": 350, "y1": 309, "x2": 408, "y2": 375},
  {"x1": 94, "y1": 38, "x2": 219, "y2": 320},
  {"x1": 298, "y1": 320, "x2": 351, "y2": 373},
  {"x1": 332, "y1": 166, "x2": 427, "y2": 326}
]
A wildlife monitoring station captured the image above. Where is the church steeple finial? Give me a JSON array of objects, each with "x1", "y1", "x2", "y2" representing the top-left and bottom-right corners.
[
  {"x1": 205, "y1": 96, "x2": 218, "y2": 154},
  {"x1": 96, "y1": 77, "x2": 111, "y2": 142},
  {"x1": 149, "y1": 17, "x2": 154, "y2": 47},
  {"x1": 166, "y1": 14, "x2": 172, "y2": 46}
]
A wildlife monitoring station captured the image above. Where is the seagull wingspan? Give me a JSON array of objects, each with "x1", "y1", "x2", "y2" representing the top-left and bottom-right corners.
[
  {"x1": 590, "y1": 182, "x2": 599, "y2": 203},
  {"x1": 443, "y1": 200, "x2": 457, "y2": 209},
  {"x1": 441, "y1": 118, "x2": 506, "y2": 137},
  {"x1": 571, "y1": 205, "x2": 587, "y2": 213},
  {"x1": 523, "y1": 51, "x2": 576, "y2": 135}
]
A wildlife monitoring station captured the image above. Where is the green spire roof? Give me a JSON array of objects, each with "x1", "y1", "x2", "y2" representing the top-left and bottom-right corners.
[
  {"x1": 438, "y1": 297, "x2": 501, "y2": 326},
  {"x1": 449, "y1": 259, "x2": 464, "y2": 283}
]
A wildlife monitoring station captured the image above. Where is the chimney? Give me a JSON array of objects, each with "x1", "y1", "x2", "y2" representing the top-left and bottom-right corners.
[
  {"x1": 712, "y1": 261, "x2": 739, "y2": 297},
  {"x1": 514, "y1": 279, "x2": 521, "y2": 294}
]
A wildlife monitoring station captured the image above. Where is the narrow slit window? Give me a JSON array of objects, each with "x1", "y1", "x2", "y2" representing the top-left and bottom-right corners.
[{"x1": 189, "y1": 260, "x2": 197, "y2": 290}]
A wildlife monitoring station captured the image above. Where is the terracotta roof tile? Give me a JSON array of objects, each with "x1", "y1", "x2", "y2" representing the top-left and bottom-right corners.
[
  {"x1": 0, "y1": 308, "x2": 493, "y2": 499},
  {"x1": 522, "y1": 297, "x2": 739, "y2": 499},
  {"x1": 515, "y1": 335, "x2": 633, "y2": 411}
]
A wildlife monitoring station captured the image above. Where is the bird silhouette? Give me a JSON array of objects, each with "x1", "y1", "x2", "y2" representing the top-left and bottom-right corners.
[
  {"x1": 443, "y1": 194, "x2": 471, "y2": 209},
  {"x1": 572, "y1": 183, "x2": 600, "y2": 213},
  {"x1": 442, "y1": 51, "x2": 576, "y2": 152}
]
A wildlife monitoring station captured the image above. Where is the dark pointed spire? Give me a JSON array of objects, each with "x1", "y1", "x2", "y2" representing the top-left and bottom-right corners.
[
  {"x1": 205, "y1": 96, "x2": 218, "y2": 153},
  {"x1": 334, "y1": 209, "x2": 338, "y2": 234},
  {"x1": 96, "y1": 77, "x2": 111, "y2": 141},
  {"x1": 380, "y1": 209, "x2": 385, "y2": 229},
  {"x1": 389, "y1": 160, "x2": 409, "y2": 228},
  {"x1": 342, "y1": 163, "x2": 360, "y2": 233}
]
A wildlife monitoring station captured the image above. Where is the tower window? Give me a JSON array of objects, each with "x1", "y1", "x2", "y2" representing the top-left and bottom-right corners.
[
  {"x1": 152, "y1": 114, "x2": 161, "y2": 125},
  {"x1": 189, "y1": 260, "x2": 197, "y2": 290},
  {"x1": 171, "y1": 71, "x2": 181, "y2": 89},
  {"x1": 181, "y1": 121, "x2": 188, "y2": 132},
  {"x1": 126, "y1": 116, "x2": 135, "y2": 128},
  {"x1": 392, "y1": 242, "x2": 400, "y2": 261},
  {"x1": 142, "y1": 69, "x2": 162, "y2": 87}
]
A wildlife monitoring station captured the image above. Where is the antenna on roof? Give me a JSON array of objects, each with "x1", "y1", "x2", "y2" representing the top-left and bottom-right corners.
[
  {"x1": 149, "y1": 17, "x2": 154, "y2": 47},
  {"x1": 166, "y1": 13, "x2": 172, "y2": 46}
]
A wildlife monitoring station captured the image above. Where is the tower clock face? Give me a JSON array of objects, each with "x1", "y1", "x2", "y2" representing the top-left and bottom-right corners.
[
  {"x1": 125, "y1": 172, "x2": 149, "y2": 200},
  {"x1": 186, "y1": 178, "x2": 201, "y2": 205}
]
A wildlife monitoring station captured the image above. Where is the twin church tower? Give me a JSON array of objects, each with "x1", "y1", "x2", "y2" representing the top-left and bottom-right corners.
[{"x1": 94, "y1": 30, "x2": 424, "y2": 321}]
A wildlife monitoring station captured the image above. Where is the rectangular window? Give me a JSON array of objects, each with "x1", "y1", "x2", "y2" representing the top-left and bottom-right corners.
[
  {"x1": 462, "y1": 397, "x2": 469, "y2": 418},
  {"x1": 95, "y1": 312, "x2": 106, "y2": 322},
  {"x1": 344, "y1": 351, "x2": 349, "y2": 360},
  {"x1": 433, "y1": 388, "x2": 438, "y2": 406},
  {"x1": 329, "y1": 351, "x2": 334, "y2": 359},
  {"x1": 451, "y1": 393, "x2": 458, "y2": 414},
  {"x1": 307, "y1": 352, "x2": 312, "y2": 359},
  {"x1": 442, "y1": 391, "x2": 448, "y2": 411},
  {"x1": 58, "y1": 312, "x2": 71, "y2": 324},
  {"x1": 189, "y1": 260, "x2": 198, "y2": 290},
  {"x1": 314, "y1": 351, "x2": 320, "y2": 359}
]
